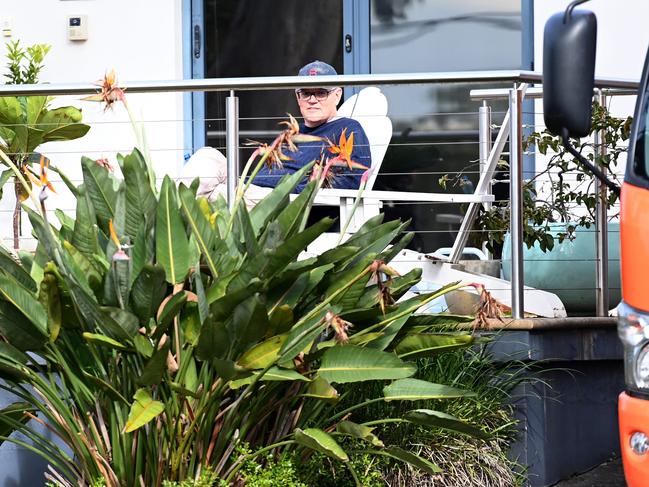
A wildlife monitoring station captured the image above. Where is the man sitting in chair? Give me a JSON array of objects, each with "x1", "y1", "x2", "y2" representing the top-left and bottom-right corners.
[{"x1": 184, "y1": 60, "x2": 371, "y2": 202}]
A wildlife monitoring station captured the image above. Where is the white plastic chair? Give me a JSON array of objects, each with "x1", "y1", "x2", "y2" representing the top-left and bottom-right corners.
[{"x1": 312, "y1": 87, "x2": 493, "y2": 237}]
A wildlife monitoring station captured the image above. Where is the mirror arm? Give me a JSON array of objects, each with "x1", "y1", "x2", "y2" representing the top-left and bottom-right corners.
[
  {"x1": 564, "y1": 0, "x2": 592, "y2": 23},
  {"x1": 561, "y1": 128, "x2": 620, "y2": 197}
]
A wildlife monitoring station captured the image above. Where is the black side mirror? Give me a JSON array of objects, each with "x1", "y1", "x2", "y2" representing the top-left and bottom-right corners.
[{"x1": 543, "y1": 2, "x2": 597, "y2": 138}]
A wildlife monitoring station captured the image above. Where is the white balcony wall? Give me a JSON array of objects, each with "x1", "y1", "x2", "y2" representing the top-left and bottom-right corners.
[{"x1": 0, "y1": 0, "x2": 185, "y2": 249}]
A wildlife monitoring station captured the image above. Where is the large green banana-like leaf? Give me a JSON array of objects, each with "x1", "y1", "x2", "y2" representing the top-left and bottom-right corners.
[
  {"x1": 322, "y1": 253, "x2": 376, "y2": 308},
  {"x1": 39, "y1": 106, "x2": 89, "y2": 142},
  {"x1": 62, "y1": 241, "x2": 102, "y2": 293},
  {"x1": 395, "y1": 333, "x2": 474, "y2": 360},
  {"x1": 71, "y1": 186, "x2": 99, "y2": 258},
  {"x1": 228, "y1": 366, "x2": 309, "y2": 389},
  {"x1": 0, "y1": 401, "x2": 36, "y2": 446},
  {"x1": 120, "y1": 149, "x2": 156, "y2": 241},
  {"x1": 196, "y1": 319, "x2": 230, "y2": 361},
  {"x1": 156, "y1": 176, "x2": 190, "y2": 284},
  {"x1": 81, "y1": 156, "x2": 118, "y2": 231},
  {"x1": 366, "y1": 315, "x2": 410, "y2": 351},
  {"x1": 0, "y1": 299, "x2": 47, "y2": 351},
  {"x1": 342, "y1": 219, "x2": 402, "y2": 257},
  {"x1": 275, "y1": 180, "x2": 317, "y2": 239},
  {"x1": 249, "y1": 164, "x2": 312, "y2": 234},
  {"x1": 294, "y1": 428, "x2": 349, "y2": 461},
  {"x1": 357, "y1": 268, "x2": 422, "y2": 310},
  {"x1": 101, "y1": 307, "x2": 140, "y2": 340},
  {"x1": 383, "y1": 378, "x2": 475, "y2": 402},
  {"x1": 130, "y1": 264, "x2": 167, "y2": 324},
  {"x1": 336, "y1": 421, "x2": 384, "y2": 447},
  {"x1": 130, "y1": 222, "x2": 155, "y2": 286},
  {"x1": 38, "y1": 272, "x2": 62, "y2": 342},
  {"x1": 258, "y1": 218, "x2": 334, "y2": 281},
  {"x1": 404, "y1": 409, "x2": 489, "y2": 439},
  {"x1": 0, "y1": 274, "x2": 47, "y2": 336},
  {"x1": 59, "y1": 244, "x2": 98, "y2": 302},
  {"x1": 236, "y1": 203, "x2": 261, "y2": 258},
  {"x1": 379, "y1": 230, "x2": 415, "y2": 263},
  {"x1": 137, "y1": 340, "x2": 170, "y2": 387},
  {"x1": 279, "y1": 309, "x2": 329, "y2": 362},
  {"x1": 0, "y1": 97, "x2": 22, "y2": 125},
  {"x1": 154, "y1": 292, "x2": 187, "y2": 338},
  {"x1": 318, "y1": 345, "x2": 416, "y2": 384},
  {"x1": 0, "y1": 341, "x2": 30, "y2": 380},
  {"x1": 123, "y1": 388, "x2": 165, "y2": 433},
  {"x1": 237, "y1": 334, "x2": 287, "y2": 370},
  {"x1": 82, "y1": 332, "x2": 128, "y2": 351},
  {"x1": 227, "y1": 294, "x2": 269, "y2": 357},
  {"x1": 0, "y1": 168, "x2": 12, "y2": 200},
  {"x1": 379, "y1": 446, "x2": 441, "y2": 474},
  {"x1": 303, "y1": 377, "x2": 339, "y2": 404},
  {"x1": 26, "y1": 96, "x2": 48, "y2": 125},
  {"x1": 0, "y1": 247, "x2": 36, "y2": 292},
  {"x1": 179, "y1": 185, "x2": 218, "y2": 277},
  {"x1": 402, "y1": 313, "x2": 474, "y2": 332}
]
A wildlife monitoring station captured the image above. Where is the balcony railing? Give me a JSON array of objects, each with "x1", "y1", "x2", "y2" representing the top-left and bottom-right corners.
[{"x1": 0, "y1": 70, "x2": 640, "y2": 319}]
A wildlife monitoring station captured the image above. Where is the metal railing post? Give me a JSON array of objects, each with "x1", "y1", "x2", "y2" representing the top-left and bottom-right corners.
[
  {"x1": 479, "y1": 101, "x2": 493, "y2": 259},
  {"x1": 226, "y1": 90, "x2": 239, "y2": 208},
  {"x1": 509, "y1": 85, "x2": 525, "y2": 319},
  {"x1": 595, "y1": 89, "x2": 609, "y2": 316}
]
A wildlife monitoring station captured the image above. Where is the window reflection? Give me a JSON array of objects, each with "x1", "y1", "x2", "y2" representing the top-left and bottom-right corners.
[{"x1": 371, "y1": 0, "x2": 522, "y2": 252}]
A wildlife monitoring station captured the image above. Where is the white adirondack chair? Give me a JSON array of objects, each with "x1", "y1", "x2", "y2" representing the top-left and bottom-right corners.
[{"x1": 311, "y1": 87, "x2": 494, "y2": 236}]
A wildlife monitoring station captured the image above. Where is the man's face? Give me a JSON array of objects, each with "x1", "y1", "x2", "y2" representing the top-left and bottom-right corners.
[{"x1": 295, "y1": 87, "x2": 342, "y2": 127}]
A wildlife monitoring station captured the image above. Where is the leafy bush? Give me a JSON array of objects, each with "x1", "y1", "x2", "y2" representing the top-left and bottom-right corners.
[
  {"x1": 0, "y1": 101, "x2": 490, "y2": 486},
  {"x1": 441, "y1": 101, "x2": 631, "y2": 253}
]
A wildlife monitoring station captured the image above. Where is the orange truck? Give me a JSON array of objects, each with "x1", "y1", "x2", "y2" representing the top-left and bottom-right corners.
[{"x1": 543, "y1": 1, "x2": 649, "y2": 485}]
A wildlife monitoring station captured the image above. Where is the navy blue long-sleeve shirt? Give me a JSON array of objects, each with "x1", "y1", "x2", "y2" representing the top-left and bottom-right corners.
[{"x1": 252, "y1": 117, "x2": 371, "y2": 192}]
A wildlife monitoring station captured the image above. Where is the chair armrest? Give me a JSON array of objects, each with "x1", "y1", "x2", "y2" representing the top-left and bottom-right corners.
[{"x1": 304, "y1": 189, "x2": 495, "y2": 205}]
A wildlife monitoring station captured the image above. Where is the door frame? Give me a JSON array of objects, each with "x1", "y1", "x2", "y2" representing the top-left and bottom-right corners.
[{"x1": 185, "y1": 0, "x2": 370, "y2": 153}]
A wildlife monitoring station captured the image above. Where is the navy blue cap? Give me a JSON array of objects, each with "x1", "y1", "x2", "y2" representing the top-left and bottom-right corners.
[{"x1": 298, "y1": 60, "x2": 337, "y2": 76}]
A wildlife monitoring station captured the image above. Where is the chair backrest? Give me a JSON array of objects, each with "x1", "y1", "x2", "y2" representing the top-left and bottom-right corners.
[{"x1": 337, "y1": 87, "x2": 392, "y2": 190}]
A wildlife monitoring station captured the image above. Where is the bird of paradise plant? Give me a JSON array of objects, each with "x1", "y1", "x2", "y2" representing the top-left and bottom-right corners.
[{"x1": 0, "y1": 71, "x2": 502, "y2": 485}]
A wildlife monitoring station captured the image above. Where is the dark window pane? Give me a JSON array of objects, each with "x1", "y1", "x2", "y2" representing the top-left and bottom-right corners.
[{"x1": 203, "y1": 0, "x2": 343, "y2": 154}]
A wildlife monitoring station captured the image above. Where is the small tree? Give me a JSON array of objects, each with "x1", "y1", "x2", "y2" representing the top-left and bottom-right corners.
[{"x1": 0, "y1": 40, "x2": 90, "y2": 248}]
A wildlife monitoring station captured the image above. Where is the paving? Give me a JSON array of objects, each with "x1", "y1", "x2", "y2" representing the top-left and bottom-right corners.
[{"x1": 552, "y1": 457, "x2": 626, "y2": 487}]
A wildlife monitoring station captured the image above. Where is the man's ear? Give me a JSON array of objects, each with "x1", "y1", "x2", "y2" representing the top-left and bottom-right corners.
[{"x1": 334, "y1": 87, "x2": 343, "y2": 104}]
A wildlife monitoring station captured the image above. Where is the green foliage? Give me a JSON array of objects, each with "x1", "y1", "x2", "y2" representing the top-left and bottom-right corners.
[
  {"x1": 347, "y1": 338, "x2": 532, "y2": 486},
  {"x1": 0, "y1": 40, "x2": 90, "y2": 248},
  {"x1": 442, "y1": 101, "x2": 631, "y2": 253},
  {"x1": 0, "y1": 135, "x2": 482, "y2": 486},
  {"x1": 4, "y1": 39, "x2": 50, "y2": 84}
]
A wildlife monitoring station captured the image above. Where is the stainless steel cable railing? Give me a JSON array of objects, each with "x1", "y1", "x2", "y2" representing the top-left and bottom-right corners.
[{"x1": 0, "y1": 69, "x2": 640, "y2": 319}]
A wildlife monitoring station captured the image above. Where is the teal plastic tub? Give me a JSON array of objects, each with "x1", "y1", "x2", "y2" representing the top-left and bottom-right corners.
[{"x1": 502, "y1": 223, "x2": 621, "y2": 315}]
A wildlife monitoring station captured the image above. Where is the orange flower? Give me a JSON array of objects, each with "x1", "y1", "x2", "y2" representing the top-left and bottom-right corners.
[
  {"x1": 327, "y1": 129, "x2": 368, "y2": 172},
  {"x1": 108, "y1": 219, "x2": 129, "y2": 261},
  {"x1": 83, "y1": 69, "x2": 127, "y2": 111}
]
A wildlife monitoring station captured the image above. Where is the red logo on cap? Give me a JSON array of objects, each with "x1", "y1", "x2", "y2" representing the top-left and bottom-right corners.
[{"x1": 308, "y1": 68, "x2": 319, "y2": 76}]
